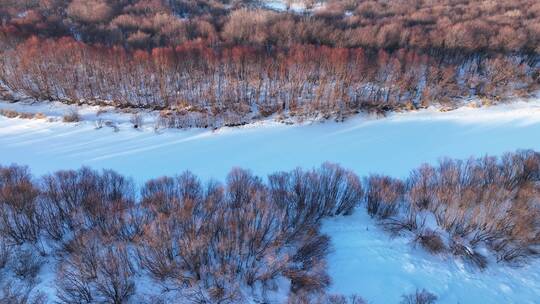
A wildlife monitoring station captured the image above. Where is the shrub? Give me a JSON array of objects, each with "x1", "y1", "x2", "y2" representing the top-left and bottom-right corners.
[
  {"x1": 130, "y1": 113, "x2": 143, "y2": 129},
  {"x1": 18, "y1": 112, "x2": 35, "y2": 119},
  {"x1": 318, "y1": 163, "x2": 364, "y2": 216},
  {"x1": 94, "y1": 245, "x2": 135, "y2": 303},
  {"x1": 56, "y1": 238, "x2": 97, "y2": 303},
  {"x1": 0, "y1": 165, "x2": 41, "y2": 245},
  {"x1": 136, "y1": 167, "x2": 349, "y2": 301},
  {"x1": 400, "y1": 288, "x2": 438, "y2": 304},
  {"x1": 67, "y1": 0, "x2": 113, "y2": 24},
  {"x1": 326, "y1": 294, "x2": 367, "y2": 304},
  {"x1": 268, "y1": 163, "x2": 363, "y2": 229},
  {"x1": 415, "y1": 230, "x2": 446, "y2": 254},
  {"x1": 11, "y1": 248, "x2": 42, "y2": 280},
  {"x1": 365, "y1": 175, "x2": 404, "y2": 219},
  {"x1": 34, "y1": 113, "x2": 46, "y2": 120},
  {"x1": 406, "y1": 165, "x2": 436, "y2": 211},
  {"x1": 0, "y1": 109, "x2": 19, "y2": 118},
  {"x1": 356, "y1": 150, "x2": 540, "y2": 265},
  {"x1": 383, "y1": 210, "x2": 427, "y2": 236},
  {"x1": 0, "y1": 281, "x2": 47, "y2": 304},
  {"x1": 57, "y1": 234, "x2": 135, "y2": 304},
  {"x1": 450, "y1": 239, "x2": 488, "y2": 269},
  {"x1": 138, "y1": 169, "x2": 293, "y2": 300},
  {"x1": 0, "y1": 239, "x2": 11, "y2": 269},
  {"x1": 287, "y1": 231, "x2": 331, "y2": 293},
  {"x1": 62, "y1": 110, "x2": 81, "y2": 123},
  {"x1": 39, "y1": 168, "x2": 136, "y2": 242},
  {"x1": 222, "y1": 9, "x2": 275, "y2": 45}
]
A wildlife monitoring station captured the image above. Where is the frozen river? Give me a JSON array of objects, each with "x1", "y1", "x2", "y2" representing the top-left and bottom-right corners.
[{"x1": 1, "y1": 100, "x2": 540, "y2": 184}]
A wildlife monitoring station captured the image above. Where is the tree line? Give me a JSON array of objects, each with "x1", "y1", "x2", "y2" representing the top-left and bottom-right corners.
[
  {"x1": 0, "y1": 0, "x2": 539, "y2": 126},
  {"x1": 0, "y1": 36, "x2": 537, "y2": 128}
]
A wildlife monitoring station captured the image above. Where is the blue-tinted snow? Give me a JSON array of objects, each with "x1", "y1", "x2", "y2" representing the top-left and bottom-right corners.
[{"x1": 1, "y1": 100, "x2": 540, "y2": 184}]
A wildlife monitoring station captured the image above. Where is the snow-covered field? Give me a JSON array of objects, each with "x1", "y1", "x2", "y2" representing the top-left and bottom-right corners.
[
  {"x1": 324, "y1": 211, "x2": 540, "y2": 304},
  {"x1": 2, "y1": 99, "x2": 540, "y2": 303}
]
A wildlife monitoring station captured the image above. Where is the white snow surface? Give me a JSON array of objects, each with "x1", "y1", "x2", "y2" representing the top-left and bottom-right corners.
[
  {"x1": 2, "y1": 99, "x2": 540, "y2": 184},
  {"x1": 323, "y1": 210, "x2": 540, "y2": 304},
  {"x1": 2, "y1": 99, "x2": 540, "y2": 303},
  {"x1": 263, "y1": 0, "x2": 325, "y2": 13}
]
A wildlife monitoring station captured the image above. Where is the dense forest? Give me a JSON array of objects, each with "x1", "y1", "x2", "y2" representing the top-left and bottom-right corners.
[
  {"x1": 1, "y1": 0, "x2": 539, "y2": 52},
  {"x1": 0, "y1": 0, "x2": 539, "y2": 126},
  {"x1": 1, "y1": 150, "x2": 539, "y2": 303}
]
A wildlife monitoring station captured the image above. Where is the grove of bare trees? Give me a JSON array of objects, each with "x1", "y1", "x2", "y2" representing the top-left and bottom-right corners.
[
  {"x1": 0, "y1": 1, "x2": 539, "y2": 126},
  {"x1": 0, "y1": 163, "x2": 363, "y2": 303},
  {"x1": 0, "y1": 36, "x2": 537, "y2": 128},
  {"x1": 1, "y1": 150, "x2": 540, "y2": 302},
  {"x1": 365, "y1": 150, "x2": 540, "y2": 268}
]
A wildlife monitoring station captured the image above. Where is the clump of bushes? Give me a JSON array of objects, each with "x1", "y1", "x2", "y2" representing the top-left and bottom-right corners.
[
  {"x1": 401, "y1": 288, "x2": 438, "y2": 304},
  {"x1": 365, "y1": 175, "x2": 404, "y2": 219},
  {"x1": 0, "y1": 109, "x2": 20, "y2": 118},
  {"x1": 0, "y1": 163, "x2": 363, "y2": 302},
  {"x1": 363, "y1": 150, "x2": 540, "y2": 268},
  {"x1": 1, "y1": 150, "x2": 540, "y2": 301},
  {"x1": 12, "y1": 248, "x2": 42, "y2": 280},
  {"x1": 449, "y1": 238, "x2": 488, "y2": 269},
  {"x1": 62, "y1": 110, "x2": 80, "y2": 122},
  {"x1": 414, "y1": 230, "x2": 446, "y2": 254},
  {"x1": 0, "y1": 109, "x2": 46, "y2": 120}
]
